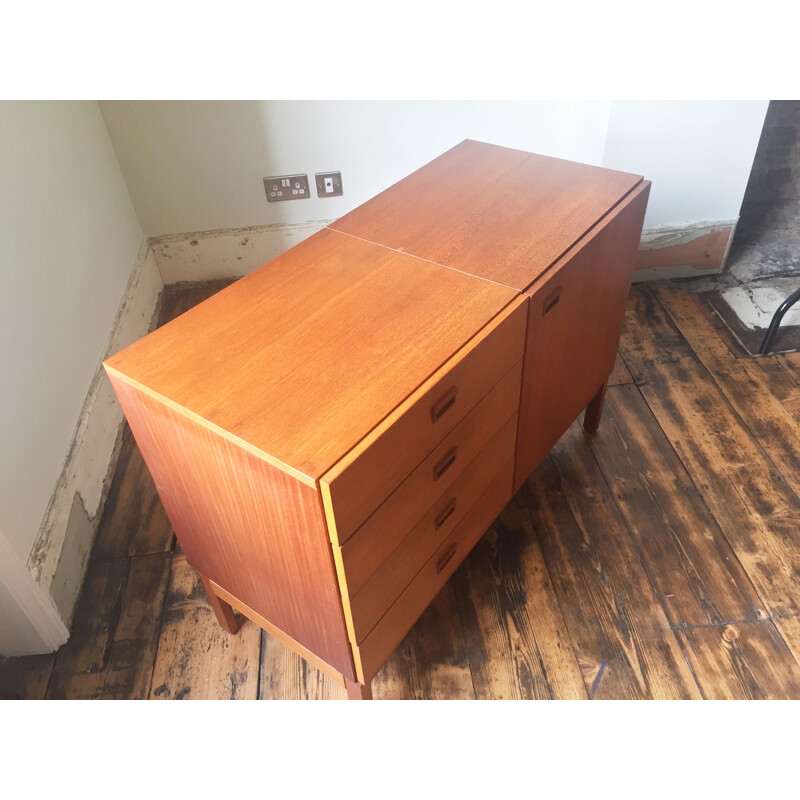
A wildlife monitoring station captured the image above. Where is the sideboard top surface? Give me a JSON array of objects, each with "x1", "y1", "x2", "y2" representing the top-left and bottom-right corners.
[
  {"x1": 329, "y1": 139, "x2": 644, "y2": 291},
  {"x1": 105, "y1": 228, "x2": 517, "y2": 482}
]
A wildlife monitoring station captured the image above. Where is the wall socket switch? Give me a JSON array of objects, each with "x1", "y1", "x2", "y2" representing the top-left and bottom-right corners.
[
  {"x1": 315, "y1": 171, "x2": 343, "y2": 198},
  {"x1": 264, "y1": 174, "x2": 310, "y2": 202}
]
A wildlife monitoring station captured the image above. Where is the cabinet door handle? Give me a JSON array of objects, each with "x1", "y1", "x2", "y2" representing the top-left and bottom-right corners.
[
  {"x1": 432, "y1": 447, "x2": 458, "y2": 481},
  {"x1": 436, "y1": 542, "x2": 458, "y2": 574},
  {"x1": 433, "y1": 498, "x2": 457, "y2": 530},
  {"x1": 431, "y1": 386, "x2": 458, "y2": 423},
  {"x1": 542, "y1": 286, "x2": 562, "y2": 315}
]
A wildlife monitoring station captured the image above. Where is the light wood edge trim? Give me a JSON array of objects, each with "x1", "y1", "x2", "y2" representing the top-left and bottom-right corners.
[
  {"x1": 208, "y1": 579, "x2": 347, "y2": 688},
  {"x1": 524, "y1": 180, "x2": 652, "y2": 297},
  {"x1": 103, "y1": 363, "x2": 317, "y2": 488},
  {"x1": 318, "y1": 295, "x2": 527, "y2": 545},
  {"x1": 330, "y1": 546, "x2": 359, "y2": 648}
]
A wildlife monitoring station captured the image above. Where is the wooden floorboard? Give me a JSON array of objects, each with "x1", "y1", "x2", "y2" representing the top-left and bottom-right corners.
[
  {"x1": 608, "y1": 351, "x2": 634, "y2": 386},
  {"x1": 773, "y1": 614, "x2": 800, "y2": 668},
  {"x1": 149, "y1": 553, "x2": 261, "y2": 700},
  {"x1": 654, "y1": 283, "x2": 800, "y2": 499},
  {"x1": 452, "y1": 491, "x2": 586, "y2": 699},
  {"x1": 10, "y1": 280, "x2": 800, "y2": 700},
  {"x1": 47, "y1": 553, "x2": 171, "y2": 699},
  {"x1": 525, "y1": 423, "x2": 701, "y2": 700},
  {"x1": 259, "y1": 633, "x2": 346, "y2": 700},
  {"x1": 619, "y1": 286, "x2": 800, "y2": 619},
  {"x1": 587, "y1": 383, "x2": 765, "y2": 627},
  {"x1": 0, "y1": 653, "x2": 55, "y2": 700},
  {"x1": 757, "y1": 355, "x2": 800, "y2": 423},
  {"x1": 372, "y1": 582, "x2": 476, "y2": 700},
  {"x1": 676, "y1": 620, "x2": 800, "y2": 700}
]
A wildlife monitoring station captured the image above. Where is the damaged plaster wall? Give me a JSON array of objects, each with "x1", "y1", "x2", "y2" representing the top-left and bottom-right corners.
[
  {"x1": 0, "y1": 101, "x2": 152, "y2": 649},
  {"x1": 29, "y1": 243, "x2": 163, "y2": 618}
]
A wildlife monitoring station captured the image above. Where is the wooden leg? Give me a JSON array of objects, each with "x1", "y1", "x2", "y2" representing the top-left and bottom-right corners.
[
  {"x1": 344, "y1": 676, "x2": 373, "y2": 700},
  {"x1": 199, "y1": 573, "x2": 242, "y2": 634},
  {"x1": 582, "y1": 380, "x2": 608, "y2": 433}
]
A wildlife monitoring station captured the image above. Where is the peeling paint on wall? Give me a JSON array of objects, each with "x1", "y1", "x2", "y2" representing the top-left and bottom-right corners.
[
  {"x1": 149, "y1": 220, "x2": 333, "y2": 283},
  {"x1": 26, "y1": 241, "x2": 164, "y2": 626}
]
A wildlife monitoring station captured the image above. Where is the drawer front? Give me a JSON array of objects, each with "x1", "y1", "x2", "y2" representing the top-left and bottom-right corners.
[
  {"x1": 342, "y1": 412, "x2": 518, "y2": 643},
  {"x1": 352, "y1": 458, "x2": 515, "y2": 684},
  {"x1": 320, "y1": 297, "x2": 527, "y2": 546},
  {"x1": 335, "y1": 360, "x2": 521, "y2": 603}
]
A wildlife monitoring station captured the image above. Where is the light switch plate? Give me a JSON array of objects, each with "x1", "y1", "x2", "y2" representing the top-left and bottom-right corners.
[
  {"x1": 264, "y1": 174, "x2": 310, "y2": 202},
  {"x1": 315, "y1": 171, "x2": 343, "y2": 198}
]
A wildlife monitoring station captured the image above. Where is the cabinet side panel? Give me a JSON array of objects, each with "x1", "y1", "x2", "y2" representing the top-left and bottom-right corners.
[
  {"x1": 514, "y1": 182, "x2": 651, "y2": 490},
  {"x1": 107, "y1": 374, "x2": 354, "y2": 679}
]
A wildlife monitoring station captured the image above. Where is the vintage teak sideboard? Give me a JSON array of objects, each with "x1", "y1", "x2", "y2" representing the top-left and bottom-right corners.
[{"x1": 104, "y1": 140, "x2": 650, "y2": 699}]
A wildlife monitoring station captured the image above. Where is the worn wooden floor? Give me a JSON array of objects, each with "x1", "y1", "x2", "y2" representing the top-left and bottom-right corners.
[{"x1": 3, "y1": 280, "x2": 800, "y2": 700}]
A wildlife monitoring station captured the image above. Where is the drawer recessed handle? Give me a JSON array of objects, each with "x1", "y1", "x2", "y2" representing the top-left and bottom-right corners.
[
  {"x1": 436, "y1": 542, "x2": 458, "y2": 574},
  {"x1": 431, "y1": 386, "x2": 458, "y2": 423},
  {"x1": 543, "y1": 286, "x2": 561, "y2": 316},
  {"x1": 433, "y1": 498, "x2": 457, "y2": 530},
  {"x1": 432, "y1": 447, "x2": 458, "y2": 481}
]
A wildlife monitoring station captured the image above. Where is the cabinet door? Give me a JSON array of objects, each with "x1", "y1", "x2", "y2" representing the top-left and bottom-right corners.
[{"x1": 514, "y1": 182, "x2": 650, "y2": 491}]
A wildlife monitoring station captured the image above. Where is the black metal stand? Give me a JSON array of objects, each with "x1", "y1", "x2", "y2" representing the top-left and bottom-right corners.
[{"x1": 759, "y1": 286, "x2": 800, "y2": 354}]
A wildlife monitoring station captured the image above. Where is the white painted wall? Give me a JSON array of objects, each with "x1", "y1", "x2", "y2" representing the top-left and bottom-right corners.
[
  {"x1": 0, "y1": 102, "x2": 145, "y2": 565},
  {"x1": 100, "y1": 101, "x2": 613, "y2": 237},
  {"x1": 101, "y1": 100, "x2": 768, "y2": 246},
  {"x1": 603, "y1": 100, "x2": 769, "y2": 229}
]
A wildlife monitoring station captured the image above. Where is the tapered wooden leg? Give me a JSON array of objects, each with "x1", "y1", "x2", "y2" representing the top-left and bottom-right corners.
[
  {"x1": 199, "y1": 573, "x2": 242, "y2": 634},
  {"x1": 582, "y1": 380, "x2": 608, "y2": 433},
  {"x1": 344, "y1": 677, "x2": 373, "y2": 700}
]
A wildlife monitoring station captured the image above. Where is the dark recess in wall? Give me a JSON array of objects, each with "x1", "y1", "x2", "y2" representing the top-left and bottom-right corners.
[{"x1": 726, "y1": 100, "x2": 800, "y2": 280}]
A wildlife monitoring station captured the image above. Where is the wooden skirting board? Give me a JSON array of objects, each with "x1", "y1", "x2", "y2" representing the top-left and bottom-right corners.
[{"x1": 635, "y1": 220, "x2": 736, "y2": 274}]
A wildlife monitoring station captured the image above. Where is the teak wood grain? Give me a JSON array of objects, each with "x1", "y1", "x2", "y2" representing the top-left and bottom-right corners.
[
  {"x1": 320, "y1": 296, "x2": 527, "y2": 545},
  {"x1": 330, "y1": 139, "x2": 643, "y2": 291},
  {"x1": 514, "y1": 182, "x2": 651, "y2": 491},
  {"x1": 344, "y1": 414, "x2": 519, "y2": 644},
  {"x1": 99, "y1": 142, "x2": 653, "y2": 697},
  {"x1": 334, "y1": 361, "x2": 521, "y2": 606},
  {"x1": 91, "y1": 425, "x2": 173, "y2": 559},
  {"x1": 106, "y1": 375, "x2": 355, "y2": 679},
  {"x1": 105, "y1": 227, "x2": 516, "y2": 483},
  {"x1": 338, "y1": 412, "x2": 518, "y2": 605}
]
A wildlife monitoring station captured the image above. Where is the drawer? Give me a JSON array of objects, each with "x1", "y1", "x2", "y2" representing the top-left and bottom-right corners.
[
  {"x1": 335, "y1": 360, "x2": 521, "y2": 602},
  {"x1": 320, "y1": 296, "x2": 527, "y2": 546},
  {"x1": 352, "y1": 457, "x2": 515, "y2": 684},
  {"x1": 341, "y1": 412, "x2": 517, "y2": 644}
]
